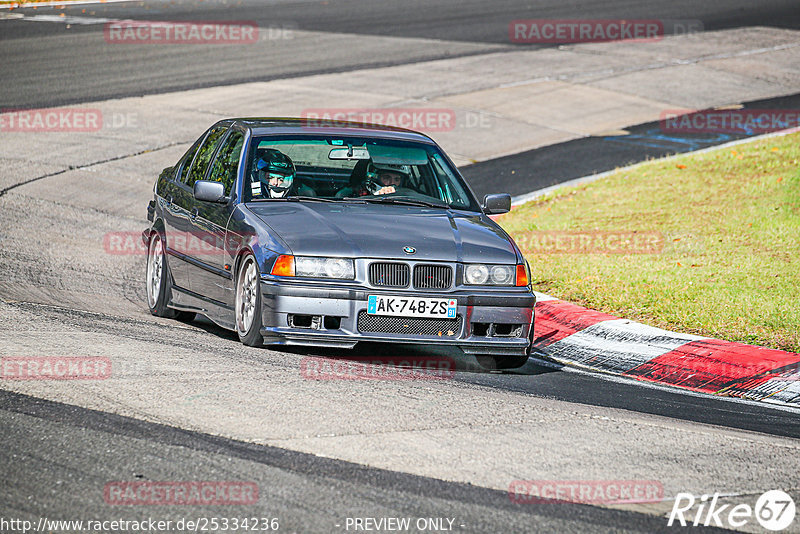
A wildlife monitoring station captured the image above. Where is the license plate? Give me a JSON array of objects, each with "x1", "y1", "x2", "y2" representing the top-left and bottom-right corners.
[{"x1": 367, "y1": 295, "x2": 457, "y2": 318}]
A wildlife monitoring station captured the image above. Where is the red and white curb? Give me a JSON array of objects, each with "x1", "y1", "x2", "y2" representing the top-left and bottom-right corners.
[{"x1": 532, "y1": 292, "x2": 800, "y2": 406}]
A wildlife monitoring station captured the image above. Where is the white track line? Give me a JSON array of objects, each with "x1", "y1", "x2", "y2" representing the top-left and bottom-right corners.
[
  {"x1": 511, "y1": 126, "x2": 800, "y2": 207},
  {"x1": 0, "y1": 0, "x2": 135, "y2": 9},
  {"x1": 15, "y1": 13, "x2": 116, "y2": 23}
]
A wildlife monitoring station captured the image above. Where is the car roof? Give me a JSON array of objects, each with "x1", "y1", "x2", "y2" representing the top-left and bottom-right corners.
[{"x1": 226, "y1": 117, "x2": 437, "y2": 144}]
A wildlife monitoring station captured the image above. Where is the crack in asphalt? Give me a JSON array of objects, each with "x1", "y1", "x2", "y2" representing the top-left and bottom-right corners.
[
  {"x1": 264, "y1": 416, "x2": 575, "y2": 442},
  {"x1": 0, "y1": 140, "x2": 191, "y2": 198}
]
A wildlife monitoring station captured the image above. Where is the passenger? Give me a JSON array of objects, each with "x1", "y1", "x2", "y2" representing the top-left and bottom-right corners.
[
  {"x1": 337, "y1": 162, "x2": 410, "y2": 197},
  {"x1": 373, "y1": 168, "x2": 405, "y2": 195}
]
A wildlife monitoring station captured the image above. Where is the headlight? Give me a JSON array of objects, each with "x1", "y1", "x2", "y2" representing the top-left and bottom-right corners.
[
  {"x1": 271, "y1": 255, "x2": 355, "y2": 280},
  {"x1": 464, "y1": 264, "x2": 489, "y2": 285},
  {"x1": 490, "y1": 265, "x2": 514, "y2": 285},
  {"x1": 464, "y1": 264, "x2": 515, "y2": 286}
]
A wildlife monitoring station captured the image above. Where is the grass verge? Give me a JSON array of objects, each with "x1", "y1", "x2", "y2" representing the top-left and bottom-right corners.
[{"x1": 499, "y1": 132, "x2": 800, "y2": 352}]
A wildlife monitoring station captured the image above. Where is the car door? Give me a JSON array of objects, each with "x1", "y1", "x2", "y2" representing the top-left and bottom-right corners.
[
  {"x1": 186, "y1": 128, "x2": 245, "y2": 304},
  {"x1": 171, "y1": 125, "x2": 228, "y2": 291},
  {"x1": 161, "y1": 136, "x2": 204, "y2": 290}
]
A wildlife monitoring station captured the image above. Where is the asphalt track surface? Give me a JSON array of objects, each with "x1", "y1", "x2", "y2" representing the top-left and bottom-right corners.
[
  {"x1": 2, "y1": 0, "x2": 800, "y2": 108},
  {"x1": 1, "y1": 389, "x2": 710, "y2": 534},
  {"x1": 2, "y1": 2, "x2": 800, "y2": 532}
]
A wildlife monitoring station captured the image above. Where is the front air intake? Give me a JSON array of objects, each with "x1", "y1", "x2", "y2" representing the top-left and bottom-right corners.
[{"x1": 369, "y1": 262, "x2": 410, "y2": 288}]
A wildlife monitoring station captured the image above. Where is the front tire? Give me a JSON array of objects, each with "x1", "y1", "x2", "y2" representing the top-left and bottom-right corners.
[
  {"x1": 235, "y1": 254, "x2": 264, "y2": 347},
  {"x1": 145, "y1": 232, "x2": 195, "y2": 322},
  {"x1": 146, "y1": 232, "x2": 173, "y2": 317}
]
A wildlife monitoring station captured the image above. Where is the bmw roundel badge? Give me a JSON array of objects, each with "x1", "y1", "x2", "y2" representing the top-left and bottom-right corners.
[{"x1": 403, "y1": 246, "x2": 416, "y2": 255}]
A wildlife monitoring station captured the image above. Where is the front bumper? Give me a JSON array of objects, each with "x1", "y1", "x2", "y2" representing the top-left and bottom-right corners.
[{"x1": 258, "y1": 279, "x2": 535, "y2": 355}]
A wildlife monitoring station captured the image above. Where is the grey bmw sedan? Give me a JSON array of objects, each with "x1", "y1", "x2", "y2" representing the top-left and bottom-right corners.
[{"x1": 143, "y1": 118, "x2": 535, "y2": 369}]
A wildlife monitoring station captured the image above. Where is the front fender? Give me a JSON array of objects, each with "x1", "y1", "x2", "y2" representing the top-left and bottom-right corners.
[{"x1": 226, "y1": 204, "x2": 291, "y2": 278}]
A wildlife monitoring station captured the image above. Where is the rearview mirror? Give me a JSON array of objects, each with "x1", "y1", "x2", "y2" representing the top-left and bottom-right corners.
[
  {"x1": 329, "y1": 147, "x2": 370, "y2": 160},
  {"x1": 193, "y1": 180, "x2": 227, "y2": 203},
  {"x1": 482, "y1": 193, "x2": 511, "y2": 215}
]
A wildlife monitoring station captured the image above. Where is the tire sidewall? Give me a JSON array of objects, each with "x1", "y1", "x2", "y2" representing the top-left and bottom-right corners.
[
  {"x1": 146, "y1": 232, "x2": 172, "y2": 317},
  {"x1": 236, "y1": 254, "x2": 264, "y2": 346}
]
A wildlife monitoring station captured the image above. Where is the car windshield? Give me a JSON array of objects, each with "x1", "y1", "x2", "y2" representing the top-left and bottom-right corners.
[{"x1": 243, "y1": 135, "x2": 480, "y2": 211}]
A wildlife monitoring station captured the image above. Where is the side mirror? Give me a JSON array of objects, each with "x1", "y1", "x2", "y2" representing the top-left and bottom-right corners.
[
  {"x1": 193, "y1": 180, "x2": 227, "y2": 203},
  {"x1": 482, "y1": 193, "x2": 511, "y2": 215}
]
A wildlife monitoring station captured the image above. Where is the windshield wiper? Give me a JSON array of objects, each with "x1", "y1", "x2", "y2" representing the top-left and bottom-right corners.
[
  {"x1": 249, "y1": 196, "x2": 338, "y2": 203},
  {"x1": 290, "y1": 196, "x2": 339, "y2": 203},
  {"x1": 354, "y1": 196, "x2": 450, "y2": 209}
]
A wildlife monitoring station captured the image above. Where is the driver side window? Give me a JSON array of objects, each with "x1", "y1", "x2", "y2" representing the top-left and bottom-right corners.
[
  {"x1": 176, "y1": 140, "x2": 201, "y2": 183},
  {"x1": 185, "y1": 126, "x2": 227, "y2": 187},
  {"x1": 207, "y1": 131, "x2": 244, "y2": 196}
]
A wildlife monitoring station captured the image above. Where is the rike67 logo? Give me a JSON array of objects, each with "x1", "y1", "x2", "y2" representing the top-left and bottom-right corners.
[{"x1": 669, "y1": 490, "x2": 796, "y2": 531}]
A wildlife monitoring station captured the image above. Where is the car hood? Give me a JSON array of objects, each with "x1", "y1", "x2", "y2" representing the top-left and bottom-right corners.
[{"x1": 247, "y1": 202, "x2": 518, "y2": 263}]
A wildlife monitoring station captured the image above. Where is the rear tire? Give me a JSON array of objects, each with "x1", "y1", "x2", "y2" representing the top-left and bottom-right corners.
[{"x1": 235, "y1": 254, "x2": 264, "y2": 347}]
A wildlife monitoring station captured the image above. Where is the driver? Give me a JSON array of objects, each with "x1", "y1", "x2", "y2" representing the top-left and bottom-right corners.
[
  {"x1": 252, "y1": 149, "x2": 315, "y2": 198},
  {"x1": 254, "y1": 148, "x2": 295, "y2": 198}
]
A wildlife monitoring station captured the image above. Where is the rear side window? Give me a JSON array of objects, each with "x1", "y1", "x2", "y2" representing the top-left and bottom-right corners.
[
  {"x1": 185, "y1": 127, "x2": 227, "y2": 187},
  {"x1": 207, "y1": 131, "x2": 244, "y2": 195}
]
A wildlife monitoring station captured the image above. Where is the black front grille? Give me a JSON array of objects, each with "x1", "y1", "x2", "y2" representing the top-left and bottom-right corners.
[
  {"x1": 369, "y1": 262, "x2": 409, "y2": 287},
  {"x1": 413, "y1": 264, "x2": 452, "y2": 290},
  {"x1": 358, "y1": 311, "x2": 462, "y2": 337}
]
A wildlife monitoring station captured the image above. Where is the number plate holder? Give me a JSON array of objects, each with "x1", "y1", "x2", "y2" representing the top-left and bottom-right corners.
[{"x1": 367, "y1": 295, "x2": 457, "y2": 318}]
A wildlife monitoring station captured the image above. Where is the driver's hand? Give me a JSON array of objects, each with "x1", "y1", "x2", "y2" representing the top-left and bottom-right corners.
[{"x1": 375, "y1": 186, "x2": 396, "y2": 195}]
